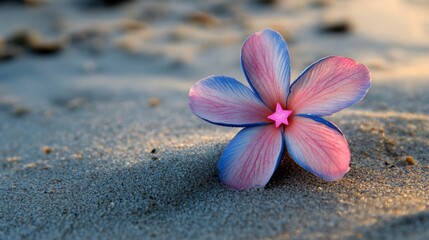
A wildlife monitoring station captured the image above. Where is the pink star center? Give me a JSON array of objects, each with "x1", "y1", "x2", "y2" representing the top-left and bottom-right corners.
[{"x1": 267, "y1": 103, "x2": 293, "y2": 128}]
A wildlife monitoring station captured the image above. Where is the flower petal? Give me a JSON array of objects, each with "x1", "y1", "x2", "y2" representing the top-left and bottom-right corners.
[
  {"x1": 241, "y1": 29, "x2": 291, "y2": 109},
  {"x1": 189, "y1": 75, "x2": 272, "y2": 127},
  {"x1": 219, "y1": 125, "x2": 284, "y2": 190},
  {"x1": 284, "y1": 115, "x2": 350, "y2": 181},
  {"x1": 287, "y1": 56, "x2": 371, "y2": 116}
]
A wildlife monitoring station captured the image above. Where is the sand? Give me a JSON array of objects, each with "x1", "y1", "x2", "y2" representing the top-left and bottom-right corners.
[{"x1": 0, "y1": 0, "x2": 428, "y2": 239}]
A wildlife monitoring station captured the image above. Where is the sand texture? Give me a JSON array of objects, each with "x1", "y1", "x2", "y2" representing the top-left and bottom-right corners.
[{"x1": 0, "y1": 0, "x2": 428, "y2": 239}]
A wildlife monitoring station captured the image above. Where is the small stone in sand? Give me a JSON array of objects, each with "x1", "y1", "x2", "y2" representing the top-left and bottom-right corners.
[
  {"x1": 24, "y1": 162, "x2": 37, "y2": 169},
  {"x1": 85, "y1": 0, "x2": 133, "y2": 7},
  {"x1": 6, "y1": 30, "x2": 65, "y2": 55},
  {"x1": 12, "y1": 106, "x2": 30, "y2": 117},
  {"x1": 320, "y1": 19, "x2": 353, "y2": 34},
  {"x1": 72, "y1": 153, "x2": 84, "y2": 159},
  {"x1": 407, "y1": 124, "x2": 417, "y2": 136},
  {"x1": 185, "y1": 12, "x2": 220, "y2": 27},
  {"x1": 150, "y1": 148, "x2": 157, "y2": 154},
  {"x1": 405, "y1": 156, "x2": 416, "y2": 165},
  {"x1": 384, "y1": 137, "x2": 397, "y2": 147},
  {"x1": 6, "y1": 156, "x2": 21, "y2": 163},
  {"x1": 27, "y1": 34, "x2": 65, "y2": 55},
  {"x1": 255, "y1": 0, "x2": 278, "y2": 6},
  {"x1": 120, "y1": 19, "x2": 148, "y2": 32},
  {"x1": 42, "y1": 165, "x2": 51, "y2": 170},
  {"x1": 42, "y1": 146, "x2": 52, "y2": 154},
  {"x1": 149, "y1": 98, "x2": 161, "y2": 108},
  {"x1": 67, "y1": 97, "x2": 86, "y2": 110}
]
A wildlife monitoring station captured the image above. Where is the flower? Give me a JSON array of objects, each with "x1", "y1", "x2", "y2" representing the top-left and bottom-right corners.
[{"x1": 189, "y1": 29, "x2": 371, "y2": 190}]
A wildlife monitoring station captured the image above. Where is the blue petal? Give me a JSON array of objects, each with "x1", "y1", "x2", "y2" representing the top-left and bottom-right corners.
[
  {"x1": 219, "y1": 125, "x2": 284, "y2": 190},
  {"x1": 241, "y1": 29, "x2": 291, "y2": 110},
  {"x1": 287, "y1": 56, "x2": 371, "y2": 116},
  {"x1": 284, "y1": 115, "x2": 350, "y2": 181},
  {"x1": 189, "y1": 75, "x2": 272, "y2": 127},
  {"x1": 294, "y1": 114, "x2": 343, "y2": 135}
]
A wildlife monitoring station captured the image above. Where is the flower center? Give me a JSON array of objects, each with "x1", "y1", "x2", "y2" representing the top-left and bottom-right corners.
[{"x1": 267, "y1": 103, "x2": 292, "y2": 128}]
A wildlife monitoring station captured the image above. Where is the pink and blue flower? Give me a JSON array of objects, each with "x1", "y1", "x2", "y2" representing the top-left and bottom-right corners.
[{"x1": 189, "y1": 29, "x2": 371, "y2": 190}]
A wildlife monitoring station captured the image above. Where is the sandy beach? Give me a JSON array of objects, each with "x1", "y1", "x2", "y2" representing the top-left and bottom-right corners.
[{"x1": 1, "y1": 0, "x2": 428, "y2": 239}]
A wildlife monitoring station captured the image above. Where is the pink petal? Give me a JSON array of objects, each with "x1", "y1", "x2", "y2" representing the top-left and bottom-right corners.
[
  {"x1": 189, "y1": 75, "x2": 272, "y2": 127},
  {"x1": 284, "y1": 115, "x2": 350, "y2": 181},
  {"x1": 219, "y1": 125, "x2": 284, "y2": 190},
  {"x1": 287, "y1": 56, "x2": 371, "y2": 116},
  {"x1": 241, "y1": 29, "x2": 291, "y2": 109}
]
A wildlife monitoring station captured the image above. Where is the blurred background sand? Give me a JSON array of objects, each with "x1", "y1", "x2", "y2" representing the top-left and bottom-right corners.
[{"x1": 0, "y1": 0, "x2": 428, "y2": 239}]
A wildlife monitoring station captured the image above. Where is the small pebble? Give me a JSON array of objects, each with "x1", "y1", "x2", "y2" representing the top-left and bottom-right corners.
[
  {"x1": 255, "y1": 0, "x2": 278, "y2": 5},
  {"x1": 67, "y1": 97, "x2": 86, "y2": 110},
  {"x1": 185, "y1": 11, "x2": 220, "y2": 27},
  {"x1": 6, "y1": 30, "x2": 65, "y2": 55},
  {"x1": 150, "y1": 148, "x2": 157, "y2": 154},
  {"x1": 408, "y1": 130, "x2": 416, "y2": 136},
  {"x1": 405, "y1": 156, "x2": 416, "y2": 165},
  {"x1": 12, "y1": 106, "x2": 30, "y2": 117},
  {"x1": 149, "y1": 98, "x2": 161, "y2": 108},
  {"x1": 120, "y1": 19, "x2": 148, "y2": 32},
  {"x1": 72, "y1": 153, "x2": 84, "y2": 159},
  {"x1": 320, "y1": 19, "x2": 353, "y2": 34},
  {"x1": 42, "y1": 146, "x2": 52, "y2": 154},
  {"x1": 83, "y1": 0, "x2": 133, "y2": 7},
  {"x1": 25, "y1": 162, "x2": 37, "y2": 169},
  {"x1": 27, "y1": 34, "x2": 65, "y2": 55},
  {"x1": 6, "y1": 156, "x2": 21, "y2": 162},
  {"x1": 407, "y1": 124, "x2": 417, "y2": 136},
  {"x1": 384, "y1": 138, "x2": 397, "y2": 147}
]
